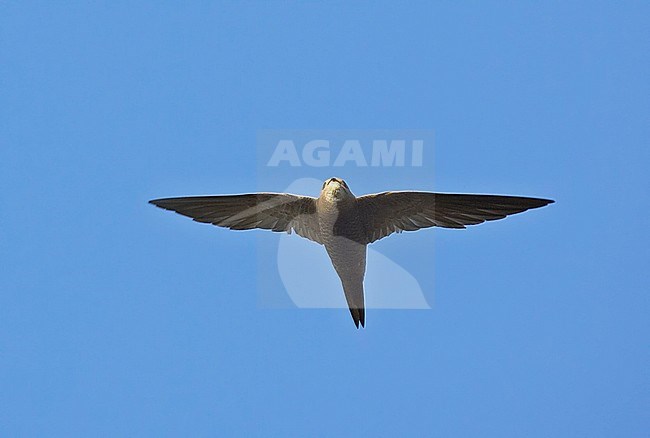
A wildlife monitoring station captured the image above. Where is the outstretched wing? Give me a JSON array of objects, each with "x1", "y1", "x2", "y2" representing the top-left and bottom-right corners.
[
  {"x1": 149, "y1": 193, "x2": 322, "y2": 244},
  {"x1": 357, "y1": 192, "x2": 554, "y2": 243}
]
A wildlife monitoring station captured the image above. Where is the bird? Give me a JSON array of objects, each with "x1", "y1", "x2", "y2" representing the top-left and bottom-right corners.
[{"x1": 149, "y1": 178, "x2": 553, "y2": 328}]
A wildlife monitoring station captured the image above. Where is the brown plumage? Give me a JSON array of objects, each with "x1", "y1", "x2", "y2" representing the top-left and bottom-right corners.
[{"x1": 150, "y1": 177, "x2": 554, "y2": 328}]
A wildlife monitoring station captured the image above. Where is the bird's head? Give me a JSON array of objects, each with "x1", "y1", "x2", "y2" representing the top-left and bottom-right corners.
[{"x1": 321, "y1": 177, "x2": 354, "y2": 202}]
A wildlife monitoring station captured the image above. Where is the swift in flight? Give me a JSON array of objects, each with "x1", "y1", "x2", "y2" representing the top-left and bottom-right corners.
[{"x1": 150, "y1": 178, "x2": 553, "y2": 328}]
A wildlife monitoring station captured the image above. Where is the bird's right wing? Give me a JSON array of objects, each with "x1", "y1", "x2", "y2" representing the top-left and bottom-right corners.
[
  {"x1": 149, "y1": 193, "x2": 323, "y2": 244},
  {"x1": 357, "y1": 191, "x2": 554, "y2": 243}
]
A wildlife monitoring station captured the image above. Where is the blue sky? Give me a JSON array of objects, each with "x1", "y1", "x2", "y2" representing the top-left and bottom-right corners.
[{"x1": 1, "y1": 2, "x2": 648, "y2": 436}]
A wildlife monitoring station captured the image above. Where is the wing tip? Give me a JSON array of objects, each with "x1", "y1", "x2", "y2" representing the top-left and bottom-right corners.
[
  {"x1": 534, "y1": 197, "x2": 555, "y2": 208},
  {"x1": 148, "y1": 198, "x2": 164, "y2": 207},
  {"x1": 148, "y1": 198, "x2": 182, "y2": 210}
]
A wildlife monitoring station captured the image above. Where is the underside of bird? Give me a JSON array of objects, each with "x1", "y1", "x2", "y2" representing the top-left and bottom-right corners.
[{"x1": 150, "y1": 178, "x2": 553, "y2": 328}]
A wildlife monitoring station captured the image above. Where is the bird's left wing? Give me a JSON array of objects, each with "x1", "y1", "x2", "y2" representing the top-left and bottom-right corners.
[
  {"x1": 149, "y1": 193, "x2": 322, "y2": 244},
  {"x1": 357, "y1": 191, "x2": 554, "y2": 243}
]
